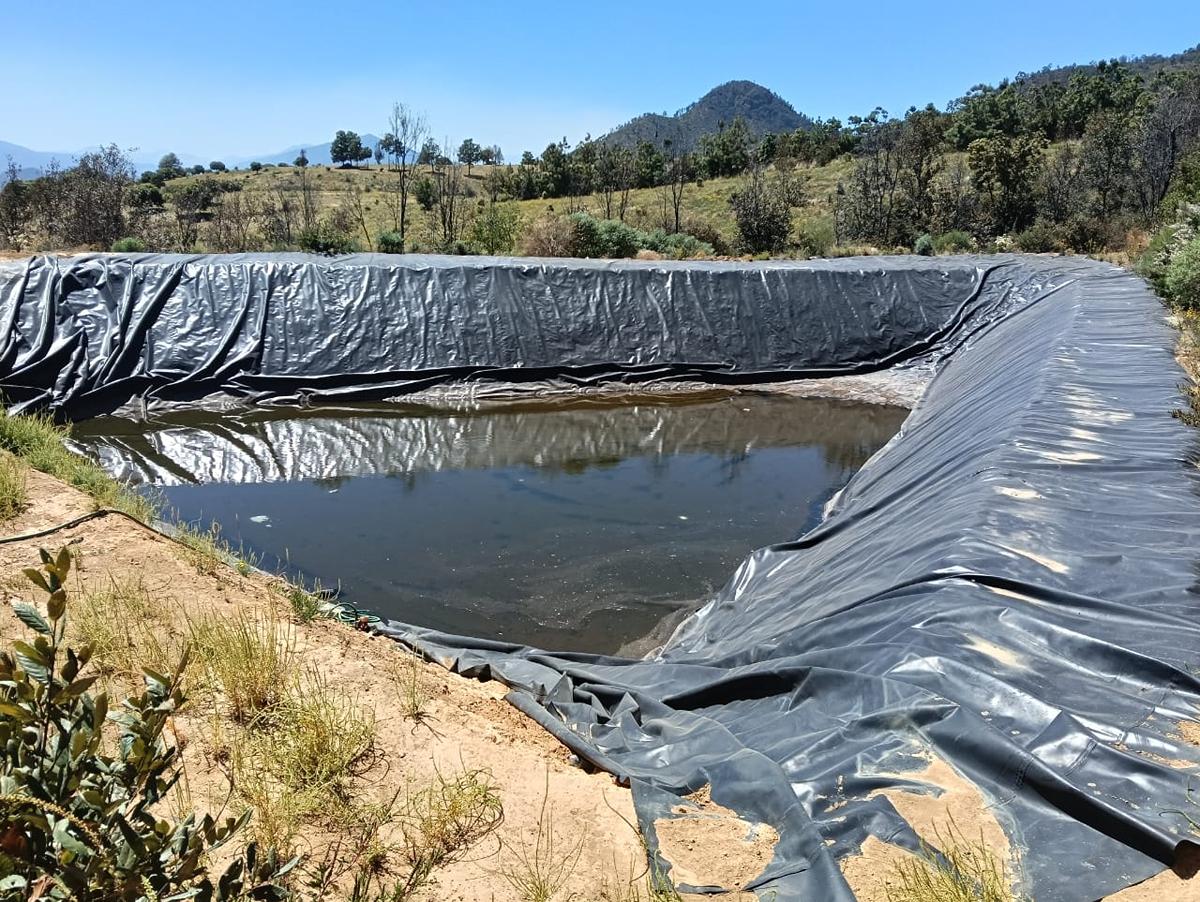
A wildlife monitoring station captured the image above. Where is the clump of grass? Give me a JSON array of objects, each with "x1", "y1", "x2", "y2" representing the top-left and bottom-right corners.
[
  {"x1": 0, "y1": 408, "x2": 156, "y2": 521},
  {"x1": 500, "y1": 772, "x2": 585, "y2": 902},
  {"x1": 72, "y1": 574, "x2": 177, "y2": 683},
  {"x1": 886, "y1": 820, "x2": 1021, "y2": 902},
  {"x1": 599, "y1": 858, "x2": 646, "y2": 902},
  {"x1": 0, "y1": 451, "x2": 28, "y2": 520},
  {"x1": 389, "y1": 649, "x2": 432, "y2": 725},
  {"x1": 396, "y1": 769, "x2": 504, "y2": 898},
  {"x1": 190, "y1": 614, "x2": 296, "y2": 722},
  {"x1": 259, "y1": 668, "x2": 375, "y2": 793},
  {"x1": 643, "y1": 855, "x2": 683, "y2": 902},
  {"x1": 230, "y1": 741, "x2": 325, "y2": 852},
  {"x1": 279, "y1": 581, "x2": 323, "y2": 622}
]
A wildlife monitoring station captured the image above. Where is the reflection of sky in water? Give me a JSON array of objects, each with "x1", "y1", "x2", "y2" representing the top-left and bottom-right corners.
[{"x1": 75, "y1": 396, "x2": 907, "y2": 653}]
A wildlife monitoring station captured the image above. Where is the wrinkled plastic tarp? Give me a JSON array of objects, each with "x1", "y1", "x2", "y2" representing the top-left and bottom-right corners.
[
  {"x1": 0, "y1": 253, "x2": 1039, "y2": 419},
  {"x1": 2, "y1": 253, "x2": 1199, "y2": 901}
]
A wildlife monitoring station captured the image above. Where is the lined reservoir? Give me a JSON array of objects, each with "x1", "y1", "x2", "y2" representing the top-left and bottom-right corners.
[{"x1": 72, "y1": 394, "x2": 906, "y2": 653}]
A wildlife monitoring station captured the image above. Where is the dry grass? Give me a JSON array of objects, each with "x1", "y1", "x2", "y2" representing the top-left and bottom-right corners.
[
  {"x1": 190, "y1": 613, "x2": 296, "y2": 723},
  {"x1": 72, "y1": 574, "x2": 179, "y2": 684},
  {"x1": 0, "y1": 451, "x2": 28, "y2": 521},
  {"x1": 388, "y1": 649, "x2": 432, "y2": 725},
  {"x1": 885, "y1": 820, "x2": 1021, "y2": 902},
  {"x1": 395, "y1": 768, "x2": 504, "y2": 898},
  {"x1": 500, "y1": 771, "x2": 585, "y2": 902},
  {"x1": 257, "y1": 668, "x2": 376, "y2": 794},
  {"x1": 167, "y1": 156, "x2": 858, "y2": 257},
  {"x1": 173, "y1": 520, "x2": 231, "y2": 576}
]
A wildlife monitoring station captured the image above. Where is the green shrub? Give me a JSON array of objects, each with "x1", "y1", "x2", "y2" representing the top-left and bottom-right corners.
[
  {"x1": 110, "y1": 236, "x2": 145, "y2": 253},
  {"x1": 249, "y1": 161, "x2": 263, "y2": 172},
  {"x1": 569, "y1": 213, "x2": 641, "y2": 258},
  {"x1": 643, "y1": 228, "x2": 714, "y2": 259},
  {"x1": 913, "y1": 234, "x2": 935, "y2": 256},
  {"x1": 0, "y1": 548, "x2": 295, "y2": 899},
  {"x1": 680, "y1": 217, "x2": 729, "y2": 256},
  {"x1": 297, "y1": 223, "x2": 357, "y2": 256},
  {"x1": 933, "y1": 230, "x2": 974, "y2": 254},
  {"x1": 377, "y1": 230, "x2": 404, "y2": 254},
  {"x1": 796, "y1": 217, "x2": 835, "y2": 257},
  {"x1": 1139, "y1": 203, "x2": 1200, "y2": 295},
  {"x1": 1165, "y1": 236, "x2": 1200, "y2": 309},
  {"x1": 1015, "y1": 220, "x2": 1066, "y2": 253}
]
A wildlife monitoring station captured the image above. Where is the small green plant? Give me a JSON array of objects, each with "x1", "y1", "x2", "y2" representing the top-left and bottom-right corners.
[
  {"x1": 279, "y1": 582, "x2": 323, "y2": 623},
  {"x1": 0, "y1": 452, "x2": 28, "y2": 520},
  {"x1": 0, "y1": 547, "x2": 296, "y2": 899},
  {"x1": 913, "y1": 233, "x2": 935, "y2": 256},
  {"x1": 885, "y1": 819, "x2": 1020, "y2": 902},
  {"x1": 645, "y1": 857, "x2": 684, "y2": 902},
  {"x1": 500, "y1": 772, "x2": 585, "y2": 902},
  {"x1": 110, "y1": 236, "x2": 146, "y2": 252}
]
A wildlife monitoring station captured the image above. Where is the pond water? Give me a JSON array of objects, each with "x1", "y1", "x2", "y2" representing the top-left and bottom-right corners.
[{"x1": 72, "y1": 395, "x2": 907, "y2": 654}]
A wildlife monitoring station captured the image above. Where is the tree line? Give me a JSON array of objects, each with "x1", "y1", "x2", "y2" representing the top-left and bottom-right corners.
[{"x1": 2, "y1": 53, "x2": 1200, "y2": 267}]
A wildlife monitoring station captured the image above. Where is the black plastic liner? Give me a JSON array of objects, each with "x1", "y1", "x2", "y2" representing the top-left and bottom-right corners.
[
  {"x1": 2, "y1": 252, "x2": 1198, "y2": 900},
  {"x1": 0, "y1": 252, "x2": 1046, "y2": 419}
]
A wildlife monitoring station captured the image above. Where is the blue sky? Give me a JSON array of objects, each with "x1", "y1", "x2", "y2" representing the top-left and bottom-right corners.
[{"x1": 2, "y1": 0, "x2": 1198, "y2": 160}]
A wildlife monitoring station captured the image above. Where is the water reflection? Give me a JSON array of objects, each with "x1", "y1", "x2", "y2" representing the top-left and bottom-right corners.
[{"x1": 73, "y1": 395, "x2": 907, "y2": 652}]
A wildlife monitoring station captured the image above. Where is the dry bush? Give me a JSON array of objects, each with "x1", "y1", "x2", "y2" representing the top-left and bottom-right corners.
[
  {"x1": 500, "y1": 772, "x2": 584, "y2": 902},
  {"x1": 396, "y1": 769, "x2": 504, "y2": 898},
  {"x1": 518, "y1": 212, "x2": 576, "y2": 257}
]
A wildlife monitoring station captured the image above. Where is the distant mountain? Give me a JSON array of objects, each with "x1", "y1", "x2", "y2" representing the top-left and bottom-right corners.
[
  {"x1": 602, "y1": 81, "x2": 812, "y2": 151},
  {"x1": 229, "y1": 134, "x2": 384, "y2": 168},
  {"x1": 0, "y1": 140, "x2": 207, "y2": 183}
]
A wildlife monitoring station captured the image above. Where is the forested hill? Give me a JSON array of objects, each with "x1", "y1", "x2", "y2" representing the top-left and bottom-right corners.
[
  {"x1": 603, "y1": 81, "x2": 812, "y2": 151},
  {"x1": 1012, "y1": 43, "x2": 1200, "y2": 89}
]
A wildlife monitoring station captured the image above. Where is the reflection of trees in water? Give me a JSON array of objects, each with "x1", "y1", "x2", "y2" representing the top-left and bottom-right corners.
[
  {"x1": 311, "y1": 475, "x2": 352, "y2": 491},
  {"x1": 822, "y1": 438, "x2": 886, "y2": 474},
  {"x1": 717, "y1": 450, "x2": 751, "y2": 485},
  {"x1": 78, "y1": 396, "x2": 908, "y2": 486}
]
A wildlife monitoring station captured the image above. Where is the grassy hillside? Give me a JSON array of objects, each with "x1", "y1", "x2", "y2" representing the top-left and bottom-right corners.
[{"x1": 165, "y1": 155, "x2": 857, "y2": 256}]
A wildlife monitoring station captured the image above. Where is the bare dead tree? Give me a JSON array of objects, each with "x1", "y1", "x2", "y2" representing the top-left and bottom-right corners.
[
  {"x1": 206, "y1": 191, "x2": 262, "y2": 252},
  {"x1": 1132, "y1": 72, "x2": 1200, "y2": 222},
  {"x1": 428, "y1": 140, "x2": 472, "y2": 249},
  {"x1": 658, "y1": 137, "x2": 692, "y2": 234},
  {"x1": 342, "y1": 177, "x2": 375, "y2": 251},
  {"x1": 382, "y1": 101, "x2": 428, "y2": 247}
]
